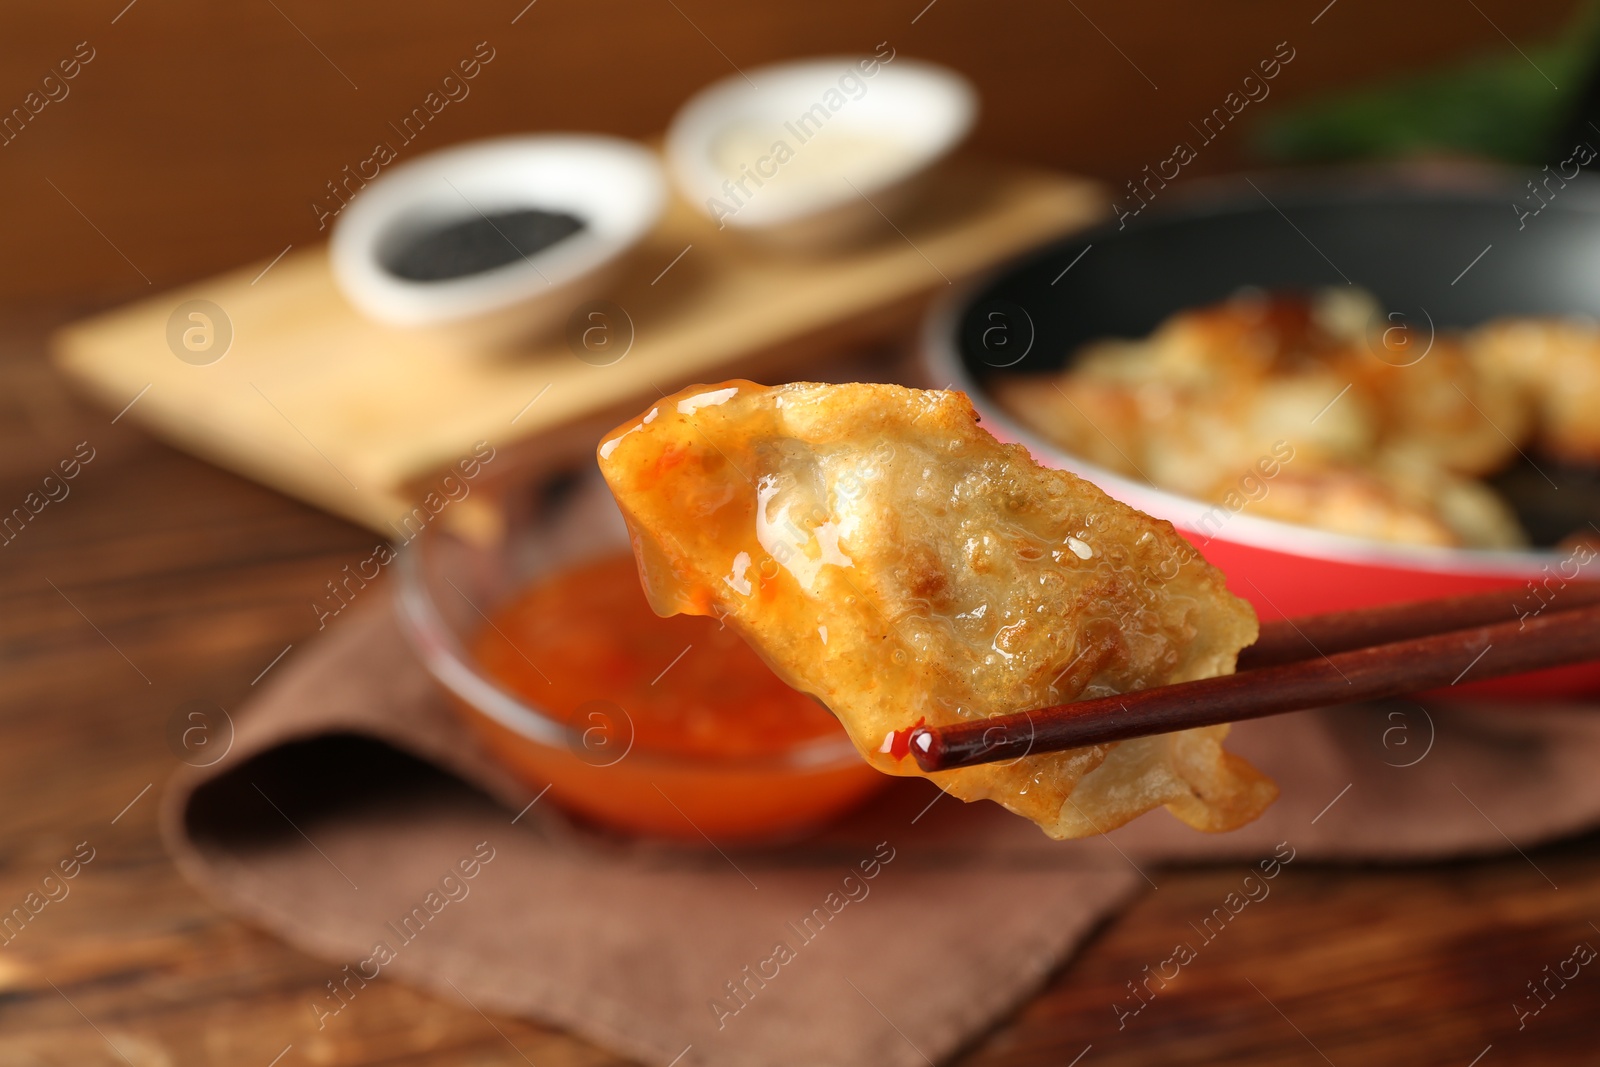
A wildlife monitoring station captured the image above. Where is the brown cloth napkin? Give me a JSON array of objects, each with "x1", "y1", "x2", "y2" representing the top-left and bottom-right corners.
[{"x1": 163, "y1": 595, "x2": 1600, "y2": 1067}]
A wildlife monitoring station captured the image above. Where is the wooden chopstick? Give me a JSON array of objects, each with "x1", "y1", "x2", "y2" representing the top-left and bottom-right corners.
[
  {"x1": 1238, "y1": 583, "x2": 1600, "y2": 670},
  {"x1": 906, "y1": 594, "x2": 1600, "y2": 773}
]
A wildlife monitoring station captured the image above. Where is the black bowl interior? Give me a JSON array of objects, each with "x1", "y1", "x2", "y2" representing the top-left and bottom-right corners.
[{"x1": 955, "y1": 170, "x2": 1600, "y2": 548}]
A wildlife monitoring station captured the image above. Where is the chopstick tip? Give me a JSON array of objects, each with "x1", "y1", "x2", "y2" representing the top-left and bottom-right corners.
[{"x1": 881, "y1": 720, "x2": 944, "y2": 771}]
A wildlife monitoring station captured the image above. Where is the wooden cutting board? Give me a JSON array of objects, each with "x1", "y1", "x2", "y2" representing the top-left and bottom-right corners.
[{"x1": 52, "y1": 157, "x2": 1103, "y2": 536}]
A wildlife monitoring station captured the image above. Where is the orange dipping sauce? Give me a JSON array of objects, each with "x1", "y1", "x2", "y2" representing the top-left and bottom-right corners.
[{"x1": 464, "y1": 553, "x2": 883, "y2": 841}]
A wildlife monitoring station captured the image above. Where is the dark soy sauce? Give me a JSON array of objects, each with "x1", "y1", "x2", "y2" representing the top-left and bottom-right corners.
[{"x1": 382, "y1": 208, "x2": 585, "y2": 282}]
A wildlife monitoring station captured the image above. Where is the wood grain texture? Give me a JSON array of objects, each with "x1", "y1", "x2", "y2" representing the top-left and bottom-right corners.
[
  {"x1": 0, "y1": 0, "x2": 1580, "y2": 309},
  {"x1": 6, "y1": 312, "x2": 1600, "y2": 1065}
]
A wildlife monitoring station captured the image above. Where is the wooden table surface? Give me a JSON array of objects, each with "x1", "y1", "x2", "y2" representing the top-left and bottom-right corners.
[
  {"x1": 4, "y1": 1, "x2": 1598, "y2": 1063},
  {"x1": 7, "y1": 323, "x2": 1600, "y2": 1067}
]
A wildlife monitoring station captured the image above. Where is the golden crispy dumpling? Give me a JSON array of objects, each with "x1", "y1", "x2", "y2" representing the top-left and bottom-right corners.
[
  {"x1": 1348, "y1": 336, "x2": 1530, "y2": 478},
  {"x1": 986, "y1": 374, "x2": 1146, "y2": 481},
  {"x1": 1001, "y1": 361, "x2": 1373, "y2": 500},
  {"x1": 1235, "y1": 462, "x2": 1525, "y2": 549},
  {"x1": 1470, "y1": 317, "x2": 1600, "y2": 464},
  {"x1": 597, "y1": 381, "x2": 1276, "y2": 839},
  {"x1": 996, "y1": 292, "x2": 1378, "y2": 499},
  {"x1": 995, "y1": 289, "x2": 1533, "y2": 549}
]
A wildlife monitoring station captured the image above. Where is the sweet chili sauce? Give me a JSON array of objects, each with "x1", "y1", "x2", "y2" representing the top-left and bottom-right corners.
[
  {"x1": 472, "y1": 552, "x2": 844, "y2": 755},
  {"x1": 464, "y1": 552, "x2": 883, "y2": 840}
]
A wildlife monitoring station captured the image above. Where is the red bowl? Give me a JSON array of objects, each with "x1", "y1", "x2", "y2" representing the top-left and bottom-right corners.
[{"x1": 922, "y1": 168, "x2": 1600, "y2": 700}]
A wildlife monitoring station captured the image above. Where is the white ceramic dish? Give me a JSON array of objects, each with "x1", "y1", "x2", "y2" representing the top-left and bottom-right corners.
[
  {"x1": 665, "y1": 55, "x2": 976, "y2": 249},
  {"x1": 330, "y1": 135, "x2": 665, "y2": 348}
]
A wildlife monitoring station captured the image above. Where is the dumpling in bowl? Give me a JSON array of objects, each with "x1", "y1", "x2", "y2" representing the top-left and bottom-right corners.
[
  {"x1": 1470, "y1": 317, "x2": 1600, "y2": 465},
  {"x1": 597, "y1": 380, "x2": 1276, "y2": 839},
  {"x1": 994, "y1": 288, "x2": 1533, "y2": 549}
]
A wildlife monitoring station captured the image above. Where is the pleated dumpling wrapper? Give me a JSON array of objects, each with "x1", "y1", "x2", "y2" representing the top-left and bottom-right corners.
[{"x1": 597, "y1": 381, "x2": 1277, "y2": 838}]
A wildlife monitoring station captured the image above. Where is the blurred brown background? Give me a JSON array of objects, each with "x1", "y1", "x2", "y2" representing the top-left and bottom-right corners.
[{"x1": 0, "y1": 0, "x2": 1581, "y2": 312}]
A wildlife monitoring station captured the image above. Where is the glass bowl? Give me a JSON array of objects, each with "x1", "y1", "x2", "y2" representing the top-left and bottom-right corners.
[{"x1": 393, "y1": 465, "x2": 886, "y2": 843}]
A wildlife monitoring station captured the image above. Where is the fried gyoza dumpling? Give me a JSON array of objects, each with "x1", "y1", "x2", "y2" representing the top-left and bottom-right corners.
[
  {"x1": 1470, "y1": 317, "x2": 1600, "y2": 464},
  {"x1": 1350, "y1": 336, "x2": 1531, "y2": 479},
  {"x1": 993, "y1": 292, "x2": 1380, "y2": 499},
  {"x1": 1234, "y1": 461, "x2": 1526, "y2": 549},
  {"x1": 994, "y1": 289, "x2": 1531, "y2": 549},
  {"x1": 597, "y1": 381, "x2": 1276, "y2": 839},
  {"x1": 993, "y1": 355, "x2": 1374, "y2": 499}
]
